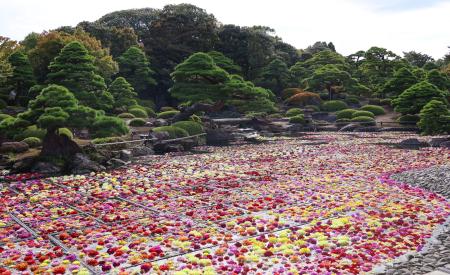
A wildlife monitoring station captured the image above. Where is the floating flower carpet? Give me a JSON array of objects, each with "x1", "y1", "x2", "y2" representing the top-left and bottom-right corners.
[{"x1": 1, "y1": 133, "x2": 449, "y2": 274}]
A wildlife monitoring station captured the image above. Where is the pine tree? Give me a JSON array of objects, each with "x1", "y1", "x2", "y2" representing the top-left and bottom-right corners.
[
  {"x1": 207, "y1": 51, "x2": 242, "y2": 75},
  {"x1": 8, "y1": 51, "x2": 36, "y2": 105},
  {"x1": 117, "y1": 46, "x2": 156, "y2": 98},
  {"x1": 255, "y1": 58, "x2": 290, "y2": 95},
  {"x1": 47, "y1": 41, "x2": 113, "y2": 111},
  {"x1": 381, "y1": 67, "x2": 418, "y2": 98},
  {"x1": 392, "y1": 81, "x2": 447, "y2": 114},
  {"x1": 418, "y1": 100, "x2": 450, "y2": 135},
  {"x1": 107, "y1": 77, "x2": 138, "y2": 111}
]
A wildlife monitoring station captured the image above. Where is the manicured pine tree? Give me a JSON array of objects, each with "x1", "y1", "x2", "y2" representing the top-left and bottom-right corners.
[
  {"x1": 418, "y1": 100, "x2": 450, "y2": 135},
  {"x1": 255, "y1": 58, "x2": 290, "y2": 95},
  {"x1": 381, "y1": 67, "x2": 418, "y2": 98},
  {"x1": 107, "y1": 77, "x2": 138, "y2": 111},
  {"x1": 47, "y1": 41, "x2": 114, "y2": 111},
  {"x1": 8, "y1": 51, "x2": 36, "y2": 105},
  {"x1": 207, "y1": 51, "x2": 242, "y2": 75},
  {"x1": 117, "y1": 46, "x2": 156, "y2": 98},
  {"x1": 392, "y1": 81, "x2": 447, "y2": 114},
  {"x1": 426, "y1": 69, "x2": 450, "y2": 91}
]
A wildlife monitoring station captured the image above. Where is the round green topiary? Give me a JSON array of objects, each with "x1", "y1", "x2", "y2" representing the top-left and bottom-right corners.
[
  {"x1": 152, "y1": 126, "x2": 189, "y2": 139},
  {"x1": 22, "y1": 137, "x2": 42, "y2": 148},
  {"x1": 397, "y1": 114, "x2": 420, "y2": 124},
  {"x1": 172, "y1": 121, "x2": 204, "y2": 136},
  {"x1": 344, "y1": 96, "x2": 360, "y2": 105},
  {"x1": 350, "y1": 116, "x2": 376, "y2": 126},
  {"x1": 352, "y1": 110, "x2": 375, "y2": 118},
  {"x1": 118, "y1": 113, "x2": 136, "y2": 119},
  {"x1": 128, "y1": 108, "x2": 148, "y2": 118},
  {"x1": 0, "y1": 113, "x2": 13, "y2": 122},
  {"x1": 322, "y1": 100, "x2": 348, "y2": 112},
  {"x1": 129, "y1": 118, "x2": 147, "y2": 127},
  {"x1": 380, "y1": 99, "x2": 392, "y2": 106},
  {"x1": 160, "y1": 106, "x2": 176, "y2": 112},
  {"x1": 91, "y1": 116, "x2": 130, "y2": 138},
  {"x1": 359, "y1": 105, "x2": 385, "y2": 116},
  {"x1": 157, "y1": 110, "x2": 180, "y2": 119},
  {"x1": 285, "y1": 108, "x2": 303, "y2": 117},
  {"x1": 335, "y1": 109, "x2": 357, "y2": 119},
  {"x1": 58, "y1": 128, "x2": 73, "y2": 139},
  {"x1": 289, "y1": 114, "x2": 305, "y2": 124},
  {"x1": 336, "y1": 118, "x2": 352, "y2": 125},
  {"x1": 304, "y1": 105, "x2": 320, "y2": 112}
]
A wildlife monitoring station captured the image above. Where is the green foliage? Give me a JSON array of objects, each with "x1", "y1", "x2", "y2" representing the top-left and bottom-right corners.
[
  {"x1": 305, "y1": 105, "x2": 320, "y2": 112},
  {"x1": 170, "y1": 52, "x2": 231, "y2": 103},
  {"x1": 285, "y1": 92, "x2": 321, "y2": 106},
  {"x1": 392, "y1": 81, "x2": 446, "y2": 114},
  {"x1": 380, "y1": 99, "x2": 392, "y2": 106},
  {"x1": 281, "y1": 88, "x2": 304, "y2": 100},
  {"x1": 189, "y1": 114, "x2": 202, "y2": 123},
  {"x1": 418, "y1": 100, "x2": 450, "y2": 135},
  {"x1": 117, "y1": 112, "x2": 135, "y2": 119},
  {"x1": 336, "y1": 118, "x2": 352, "y2": 125},
  {"x1": 37, "y1": 107, "x2": 69, "y2": 130},
  {"x1": 91, "y1": 116, "x2": 129, "y2": 138},
  {"x1": 255, "y1": 58, "x2": 290, "y2": 95},
  {"x1": 58, "y1": 128, "x2": 73, "y2": 139},
  {"x1": 7, "y1": 51, "x2": 36, "y2": 104},
  {"x1": 207, "y1": 51, "x2": 242, "y2": 74},
  {"x1": 322, "y1": 100, "x2": 348, "y2": 112},
  {"x1": 13, "y1": 125, "x2": 46, "y2": 141},
  {"x1": 381, "y1": 67, "x2": 418, "y2": 97},
  {"x1": 0, "y1": 99, "x2": 6, "y2": 109},
  {"x1": 285, "y1": 108, "x2": 303, "y2": 117},
  {"x1": 137, "y1": 99, "x2": 156, "y2": 110},
  {"x1": 117, "y1": 46, "x2": 156, "y2": 98},
  {"x1": 350, "y1": 116, "x2": 376, "y2": 126},
  {"x1": 289, "y1": 114, "x2": 305, "y2": 124},
  {"x1": 0, "y1": 113, "x2": 12, "y2": 121},
  {"x1": 108, "y1": 77, "x2": 138, "y2": 110},
  {"x1": 171, "y1": 121, "x2": 204, "y2": 136},
  {"x1": 128, "y1": 107, "x2": 148, "y2": 118},
  {"x1": 397, "y1": 114, "x2": 420, "y2": 124},
  {"x1": 403, "y1": 51, "x2": 434, "y2": 68},
  {"x1": 344, "y1": 96, "x2": 360, "y2": 105},
  {"x1": 336, "y1": 109, "x2": 357, "y2": 119},
  {"x1": 47, "y1": 41, "x2": 113, "y2": 111},
  {"x1": 92, "y1": 136, "x2": 124, "y2": 144},
  {"x1": 0, "y1": 117, "x2": 31, "y2": 139},
  {"x1": 426, "y1": 69, "x2": 450, "y2": 91},
  {"x1": 359, "y1": 105, "x2": 386, "y2": 116},
  {"x1": 152, "y1": 126, "x2": 189, "y2": 139},
  {"x1": 305, "y1": 64, "x2": 353, "y2": 97},
  {"x1": 21, "y1": 137, "x2": 42, "y2": 148},
  {"x1": 157, "y1": 110, "x2": 180, "y2": 119},
  {"x1": 161, "y1": 106, "x2": 176, "y2": 112},
  {"x1": 129, "y1": 118, "x2": 147, "y2": 127},
  {"x1": 352, "y1": 110, "x2": 375, "y2": 118}
]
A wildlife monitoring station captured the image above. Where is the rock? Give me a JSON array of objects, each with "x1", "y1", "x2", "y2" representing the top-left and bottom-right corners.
[
  {"x1": 150, "y1": 131, "x2": 170, "y2": 141},
  {"x1": 398, "y1": 138, "x2": 428, "y2": 148},
  {"x1": 119, "y1": 150, "x2": 132, "y2": 162},
  {"x1": 339, "y1": 123, "x2": 358, "y2": 132},
  {"x1": 69, "y1": 153, "x2": 105, "y2": 174},
  {"x1": 206, "y1": 129, "x2": 234, "y2": 146},
  {"x1": 380, "y1": 127, "x2": 418, "y2": 132},
  {"x1": 440, "y1": 141, "x2": 450, "y2": 148},
  {"x1": 153, "y1": 143, "x2": 184, "y2": 154},
  {"x1": 181, "y1": 139, "x2": 196, "y2": 150},
  {"x1": 11, "y1": 156, "x2": 36, "y2": 173},
  {"x1": 131, "y1": 146, "x2": 154, "y2": 157},
  {"x1": 153, "y1": 119, "x2": 168, "y2": 127},
  {"x1": 429, "y1": 138, "x2": 450, "y2": 147},
  {"x1": 353, "y1": 126, "x2": 381, "y2": 132},
  {"x1": 108, "y1": 158, "x2": 127, "y2": 168},
  {"x1": 0, "y1": 142, "x2": 29, "y2": 153},
  {"x1": 30, "y1": 161, "x2": 62, "y2": 175}
]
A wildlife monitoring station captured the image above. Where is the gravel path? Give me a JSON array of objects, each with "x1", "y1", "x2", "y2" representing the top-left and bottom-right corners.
[{"x1": 380, "y1": 166, "x2": 450, "y2": 275}]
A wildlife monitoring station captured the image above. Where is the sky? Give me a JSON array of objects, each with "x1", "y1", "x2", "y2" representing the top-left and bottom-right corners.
[{"x1": 1, "y1": 0, "x2": 449, "y2": 59}]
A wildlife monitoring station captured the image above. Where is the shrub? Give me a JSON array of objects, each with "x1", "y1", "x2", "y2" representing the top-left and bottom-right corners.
[
  {"x1": 245, "y1": 112, "x2": 267, "y2": 118},
  {"x1": 336, "y1": 109, "x2": 357, "y2": 119},
  {"x1": 153, "y1": 126, "x2": 189, "y2": 139},
  {"x1": 92, "y1": 137, "x2": 124, "y2": 144},
  {"x1": 189, "y1": 114, "x2": 202, "y2": 123},
  {"x1": 268, "y1": 113, "x2": 283, "y2": 119},
  {"x1": 380, "y1": 99, "x2": 392, "y2": 106},
  {"x1": 129, "y1": 118, "x2": 147, "y2": 127},
  {"x1": 368, "y1": 98, "x2": 381, "y2": 105},
  {"x1": 305, "y1": 105, "x2": 320, "y2": 112},
  {"x1": 336, "y1": 118, "x2": 352, "y2": 125},
  {"x1": 359, "y1": 105, "x2": 385, "y2": 116},
  {"x1": 319, "y1": 92, "x2": 329, "y2": 100},
  {"x1": 289, "y1": 114, "x2": 306, "y2": 124},
  {"x1": 352, "y1": 110, "x2": 375, "y2": 118},
  {"x1": 0, "y1": 118, "x2": 31, "y2": 139},
  {"x1": 281, "y1": 88, "x2": 304, "y2": 100},
  {"x1": 138, "y1": 99, "x2": 156, "y2": 110},
  {"x1": 0, "y1": 99, "x2": 6, "y2": 109},
  {"x1": 161, "y1": 106, "x2": 176, "y2": 112},
  {"x1": 285, "y1": 92, "x2": 321, "y2": 106},
  {"x1": 418, "y1": 100, "x2": 450, "y2": 135},
  {"x1": 145, "y1": 108, "x2": 156, "y2": 118},
  {"x1": 157, "y1": 110, "x2": 180, "y2": 119},
  {"x1": 350, "y1": 116, "x2": 376, "y2": 126},
  {"x1": 22, "y1": 137, "x2": 42, "y2": 148},
  {"x1": 172, "y1": 121, "x2": 204, "y2": 136},
  {"x1": 13, "y1": 125, "x2": 46, "y2": 141},
  {"x1": 397, "y1": 114, "x2": 420, "y2": 124},
  {"x1": 0, "y1": 113, "x2": 13, "y2": 122},
  {"x1": 58, "y1": 128, "x2": 73, "y2": 139},
  {"x1": 344, "y1": 96, "x2": 360, "y2": 105},
  {"x1": 392, "y1": 81, "x2": 446, "y2": 114},
  {"x1": 118, "y1": 113, "x2": 136, "y2": 119},
  {"x1": 91, "y1": 116, "x2": 129, "y2": 138},
  {"x1": 128, "y1": 108, "x2": 148, "y2": 118},
  {"x1": 286, "y1": 108, "x2": 303, "y2": 117},
  {"x1": 322, "y1": 100, "x2": 348, "y2": 112}
]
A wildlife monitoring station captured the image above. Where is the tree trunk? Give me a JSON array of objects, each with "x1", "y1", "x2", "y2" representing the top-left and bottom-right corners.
[{"x1": 40, "y1": 129, "x2": 82, "y2": 158}]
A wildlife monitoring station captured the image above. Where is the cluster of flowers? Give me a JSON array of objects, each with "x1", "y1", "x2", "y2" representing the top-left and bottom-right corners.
[{"x1": 1, "y1": 133, "x2": 449, "y2": 274}]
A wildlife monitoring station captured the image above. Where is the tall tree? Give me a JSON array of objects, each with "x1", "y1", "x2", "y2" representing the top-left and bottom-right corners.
[
  {"x1": 117, "y1": 46, "x2": 156, "y2": 99},
  {"x1": 426, "y1": 69, "x2": 450, "y2": 91},
  {"x1": 392, "y1": 81, "x2": 447, "y2": 114},
  {"x1": 107, "y1": 77, "x2": 138, "y2": 111},
  {"x1": 47, "y1": 41, "x2": 114, "y2": 111},
  {"x1": 380, "y1": 67, "x2": 418, "y2": 98},
  {"x1": 0, "y1": 36, "x2": 17, "y2": 95},
  {"x1": 403, "y1": 51, "x2": 434, "y2": 68},
  {"x1": 255, "y1": 58, "x2": 290, "y2": 95},
  {"x1": 170, "y1": 52, "x2": 231, "y2": 103},
  {"x1": 304, "y1": 64, "x2": 353, "y2": 100},
  {"x1": 7, "y1": 51, "x2": 36, "y2": 105},
  {"x1": 207, "y1": 51, "x2": 242, "y2": 75}
]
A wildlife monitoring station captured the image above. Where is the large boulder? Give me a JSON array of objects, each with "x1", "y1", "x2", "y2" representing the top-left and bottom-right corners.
[
  {"x1": 153, "y1": 119, "x2": 169, "y2": 127},
  {"x1": 30, "y1": 161, "x2": 62, "y2": 175},
  {"x1": 429, "y1": 137, "x2": 450, "y2": 147},
  {"x1": 206, "y1": 129, "x2": 234, "y2": 146},
  {"x1": 69, "y1": 153, "x2": 105, "y2": 175},
  {"x1": 398, "y1": 138, "x2": 429, "y2": 148},
  {"x1": 0, "y1": 142, "x2": 29, "y2": 154},
  {"x1": 119, "y1": 150, "x2": 132, "y2": 162},
  {"x1": 339, "y1": 124, "x2": 359, "y2": 132},
  {"x1": 108, "y1": 158, "x2": 127, "y2": 168},
  {"x1": 131, "y1": 146, "x2": 154, "y2": 157}
]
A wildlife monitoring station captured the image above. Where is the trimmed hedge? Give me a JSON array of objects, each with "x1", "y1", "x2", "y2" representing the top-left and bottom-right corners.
[
  {"x1": 380, "y1": 99, "x2": 392, "y2": 106},
  {"x1": 344, "y1": 96, "x2": 360, "y2": 105},
  {"x1": 322, "y1": 100, "x2": 348, "y2": 112},
  {"x1": 336, "y1": 109, "x2": 357, "y2": 119},
  {"x1": 397, "y1": 114, "x2": 420, "y2": 124},
  {"x1": 360, "y1": 105, "x2": 385, "y2": 116},
  {"x1": 153, "y1": 126, "x2": 189, "y2": 139},
  {"x1": 352, "y1": 110, "x2": 375, "y2": 118},
  {"x1": 129, "y1": 118, "x2": 147, "y2": 127},
  {"x1": 171, "y1": 121, "x2": 204, "y2": 136},
  {"x1": 289, "y1": 114, "x2": 305, "y2": 124},
  {"x1": 350, "y1": 116, "x2": 376, "y2": 126},
  {"x1": 128, "y1": 108, "x2": 148, "y2": 118},
  {"x1": 157, "y1": 110, "x2": 180, "y2": 119},
  {"x1": 286, "y1": 108, "x2": 303, "y2": 117},
  {"x1": 118, "y1": 113, "x2": 136, "y2": 119},
  {"x1": 13, "y1": 125, "x2": 46, "y2": 141},
  {"x1": 92, "y1": 137, "x2": 124, "y2": 144},
  {"x1": 336, "y1": 118, "x2": 352, "y2": 125},
  {"x1": 58, "y1": 128, "x2": 73, "y2": 139},
  {"x1": 160, "y1": 106, "x2": 176, "y2": 112},
  {"x1": 22, "y1": 137, "x2": 42, "y2": 148},
  {"x1": 91, "y1": 116, "x2": 129, "y2": 138},
  {"x1": 0, "y1": 114, "x2": 13, "y2": 122}
]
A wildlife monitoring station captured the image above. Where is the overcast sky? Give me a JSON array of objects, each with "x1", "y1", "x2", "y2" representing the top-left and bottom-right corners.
[{"x1": 1, "y1": 0, "x2": 449, "y2": 58}]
